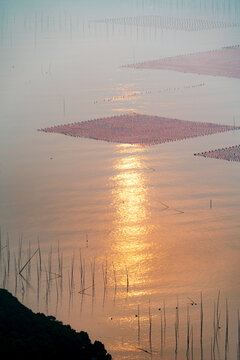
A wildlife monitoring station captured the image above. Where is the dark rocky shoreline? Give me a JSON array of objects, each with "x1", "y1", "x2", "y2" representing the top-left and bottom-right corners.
[{"x1": 0, "y1": 289, "x2": 111, "y2": 359}]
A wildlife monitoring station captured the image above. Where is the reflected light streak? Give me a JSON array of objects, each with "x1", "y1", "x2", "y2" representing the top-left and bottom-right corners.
[{"x1": 110, "y1": 144, "x2": 153, "y2": 290}]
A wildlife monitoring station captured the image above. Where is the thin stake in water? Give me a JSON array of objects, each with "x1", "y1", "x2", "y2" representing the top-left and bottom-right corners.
[
  {"x1": 175, "y1": 298, "x2": 179, "y2": 355},
  {"x1": 126, "y1": 267, "x2": 129, "y2": 293},
  {"x1": 186, "y1": 306, "x2": 190, "y2": 359},
  {"x1": 163, "y1": 299, "x2": 166, "y2": 344},
  {"x1": 149, "y1": 300, "x2": 152, "y2": 354},
  {"x1": 6, "y1": 233, "x2": 10, "y2": 277},
  {"x1": 137, "y1": 304, "x2": 140, "y2": 346},
  {"x1": 112, "y1": 263, "x2": 117, "y2": 300},
  {"x1": 160, "y1": 306, "x2": 163, "y2": 350},
  {"x1": 225, "y1": 299, "x2": 229, "y2": 360},
  {"x1": 19, "y1": 248, "x2": 39, "y2": 277},
  {"x1": 0, "y1": 227, "x2": 2, "y2": 261},
  {"x1": 191, "y1": 325, "x2": 194, "y2": 360},
  {"x1": 200, "y1": 292, "x2": 203, "y2": 360},
  {"x1": 237, "y1": 310, "x2": 240, "y2": 360}
]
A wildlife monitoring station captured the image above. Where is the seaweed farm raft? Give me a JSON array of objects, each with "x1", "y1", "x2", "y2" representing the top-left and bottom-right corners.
[
  {"x1": 39, "y1": 113, "x2": 240, "y2": 146},
  {"x1": 125, "y1": 47, "x2": 240, "y2": 79},
  {"x1": 194, "y1": 145, "x2": 240, "y2": 162},
  {"x1": 95, "y1": 16, "x2": 240, "y2": 31}
]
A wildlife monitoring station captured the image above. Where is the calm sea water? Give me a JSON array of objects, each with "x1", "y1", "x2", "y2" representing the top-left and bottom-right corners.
[{"x1": 0, "y1": 1, "x2": 240, "y2": 359}]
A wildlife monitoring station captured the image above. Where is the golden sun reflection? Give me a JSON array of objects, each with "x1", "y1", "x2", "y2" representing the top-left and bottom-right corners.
[{"x1": 110, "y1": 144, "x2": 153, "y2": 291}]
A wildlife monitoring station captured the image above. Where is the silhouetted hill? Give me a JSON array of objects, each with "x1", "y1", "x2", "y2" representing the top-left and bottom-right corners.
[{"x1": 0, "y1": 289, "x2": 111, "y2": 359}]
